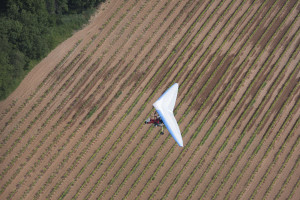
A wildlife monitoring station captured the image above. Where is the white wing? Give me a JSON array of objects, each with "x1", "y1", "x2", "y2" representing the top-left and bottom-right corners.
[{"x1": 153, "y1": 83, "x2": 183, "y2": 147}]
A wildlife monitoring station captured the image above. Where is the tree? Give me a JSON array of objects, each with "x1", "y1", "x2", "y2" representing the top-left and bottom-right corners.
[{"x1": 0, "y1": 0, "x2": 105, "y2": 100}]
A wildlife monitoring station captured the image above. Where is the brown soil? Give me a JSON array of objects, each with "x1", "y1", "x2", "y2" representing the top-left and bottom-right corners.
[{"x1": 0, "y1": 0, "x2": 299, "y2": 199}]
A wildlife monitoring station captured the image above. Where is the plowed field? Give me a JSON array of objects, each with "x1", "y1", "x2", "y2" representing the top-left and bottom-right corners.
[{"x1": 0, "y1": 0, "x2": 299, "y2": 199}]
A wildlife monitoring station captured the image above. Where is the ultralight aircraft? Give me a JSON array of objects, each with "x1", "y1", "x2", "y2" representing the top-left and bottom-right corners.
[{"x1": 145, "y1": 83, "x2": 183, "y2": 147}]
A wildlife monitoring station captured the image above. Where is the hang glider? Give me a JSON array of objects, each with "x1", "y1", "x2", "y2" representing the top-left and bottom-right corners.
[{"x1": 153, "y1": 83, "x2": 183, "y2": 147}]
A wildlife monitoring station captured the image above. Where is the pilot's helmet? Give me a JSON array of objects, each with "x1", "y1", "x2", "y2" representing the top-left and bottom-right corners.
[{"x1": 144, "y1": 118, "x2": 150, "y2": 123}]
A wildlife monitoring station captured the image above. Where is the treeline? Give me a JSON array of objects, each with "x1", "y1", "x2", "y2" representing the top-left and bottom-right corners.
[{"x1": 0, "y1": 0, "x2": 104, "y2": 100}]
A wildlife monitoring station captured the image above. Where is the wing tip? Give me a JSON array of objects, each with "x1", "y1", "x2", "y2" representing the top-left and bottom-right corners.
[{"x1": 177, "y1": 138, "x2": 183, "y2": 147}]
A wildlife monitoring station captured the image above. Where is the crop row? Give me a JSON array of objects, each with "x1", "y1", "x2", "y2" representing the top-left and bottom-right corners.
[
  {"x1": 1, "y1": 1, "x2": 142, "y2": 198},
  {"x1": 0, "y1": 39, "x2": 83, "y2": 143},
  {"x1": 0, "y1": 49, "x2": 91, "y2": 181},
  {"x1": 0, "y1": 39, "x2": 82, "y2": 132},
  {"x1": 229, "y1": 37, "x2": 299, "y2": 200},
  {"x1": 102, "y1": 0, "x2": 238, "y2": 198},
  {"x1": 140, "y1": 0, "x2": 274, "y2": 198},
  {"x1": 95, "y1": 0, "x2": 228, "y2": 198},
  {"x1": 226, "y1": 70, "x2": 299, "y2": 198},
  {"x1": 0, "y1": 34, "x2": 95, "y2": 151},
  {"x1": 225, "y1": 65, "x2": 299, "y2": 200},
  {"x1": 20, "y1": 1, "x2": 164, "y2": 198},
  {"x1": 218, "y1": 33, "x2": 300, "y2": 200},
  {"x1": 86, "y1": 0, "x2": 238, "y2": 198},
  {"x1": 275, "y1": 123, "x2": 300, "y2": 199},
  {"x1": 264, "y1": 115, "x2": 300, "y2": 199},
  {"x1": 116, "y1": 0, "x2": 270, "y2": 198},
  {"x1": 220, "y1": 11, "x2": 298, "y2": 200},
  {"x1": 118, "y1": 5, "x2": 220, "y2": 192},
  {"x1": 0, "y1": 0, "x2": 131, "y2": 151},
  {"x1": 0, "y1": 99, "x2": 17, "y2": 122},
  {"x1": 136, "y1": 0, "x2": 251, "y2": 198},
  {"x1": 286, "y1": 156, "x2": 300, "y2": 199},
  {"x1": 0, "y1": 49, "x2": 91, "y2": 163},
  {"x1": 164, "y1": 0, "x2": 298, "y2": 198},
  {"x1": 185, "y1": 1, "x2": 296, "y2": 199},
  {"x1": 31, "y1": 0, "x2": 190, "y2": 198},
  {"x1": 1, "y1": 3, "x2": 180, "y2": 180},
  {"x1": 55, "y1": 1, "x2": 188, "y2": 198},
  {"x1": 198, "y1": 3, "x2": 299, "y2": 199},
  {"x1": 3, "y1": 0, "x2": 298, "y2": 199},
  {"x1": 159, "y1": 0, "x2": 262, "y2": 199},
  {"x1": 268, "y1": 151, "x2": 299, "y2": 199},
  {"x1": 175, "y1": 0, "x2": 250, "y2": 119},
  {"x1": 180, "y1": 2, "x2": 298, "y2": 198},
  {"x1": 3, "y1": 0, "x2": 164, "y2": 198},
  {"x1": 123, "y1": 0, "x2": 274, "y2": 198},
  {"x1": 0, "y1": 42, "x2": 100, "y2": 183},
  {"x1": 251, "y1": 96, "x2": 300, "y2": 199},
  {"x1": 242, "y1": 67, "x2": 300, "y2": 199},
  {"x1": 0, "y1": 39, "x2": 92, "y2": 198},
  {"x1": 56, "y1": 0, "x2": 204, "y2": 199}
]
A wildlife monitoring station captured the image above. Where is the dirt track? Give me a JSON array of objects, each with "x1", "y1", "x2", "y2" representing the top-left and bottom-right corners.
[{"x1": 0, "y1": 0, "x2": 299, "y2": 199}]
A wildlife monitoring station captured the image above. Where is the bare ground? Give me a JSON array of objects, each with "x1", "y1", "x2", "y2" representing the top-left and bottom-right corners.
[{"x1": 0, "y1": 0, "x2": 299, "y2": 199}]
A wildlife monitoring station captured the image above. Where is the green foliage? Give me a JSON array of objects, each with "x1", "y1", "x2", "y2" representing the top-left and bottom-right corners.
[
  {"x1": 86, "y1": 106, "x2": 98, "y2": 119},
  {"x1": 0, "y1": 0, "x2": 105, "y2": 100}
]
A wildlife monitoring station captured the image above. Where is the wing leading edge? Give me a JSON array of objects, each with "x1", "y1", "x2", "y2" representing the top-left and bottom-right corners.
[{"x1": 153, "y1": 83, "x2": 183, "y2": 147}]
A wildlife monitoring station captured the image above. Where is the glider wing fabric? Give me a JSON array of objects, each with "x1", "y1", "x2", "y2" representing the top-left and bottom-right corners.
[{"x1": 153, "y1": 83, "x2": 183, "y2": 147}]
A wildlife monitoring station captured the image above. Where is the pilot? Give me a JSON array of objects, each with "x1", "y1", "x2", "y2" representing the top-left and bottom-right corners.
[
  {"x1": 144, "y1": 115, "x2": 163, "y2": 126},
  {"x1": 145, "y1": 112, "x2": 164, "y2": 134}
]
